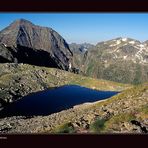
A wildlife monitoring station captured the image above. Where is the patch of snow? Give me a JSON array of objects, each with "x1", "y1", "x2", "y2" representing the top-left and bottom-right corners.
[
  {"x1": 139, "y1": 44, "x2": 145, "y2": 48},
  {"x1": 123, "y1": 55, "x2": 127, "y2": 59},
  {"x1": 2, "y1": 43, "x2": 7, "y2": 47},
  {"x1": 129, "y1": 41, "x2": 135, "y2": 44},
  {"x1": 116, "y1": 40, "x2": 121, "y2": 45},
  {"x1": 136, "y1": 44, "x2": 145, "y2": 50},
  {"x1": 69, "y1": 63, "x2": 71, "y2": 69},
  {"x1": 143, "y1": 59, "x2": 147, "y2": 63},
  {"x1": 83, "y1": 48, "x2": 88, "y2": 51},
  {"x1": 122, "y1": 38, "x2": 127, "y2": 42}
]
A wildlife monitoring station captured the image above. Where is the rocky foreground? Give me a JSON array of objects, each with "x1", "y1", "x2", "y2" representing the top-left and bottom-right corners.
[{"x1": 0, "y1": 83, "x2": 147, "y2": 134}]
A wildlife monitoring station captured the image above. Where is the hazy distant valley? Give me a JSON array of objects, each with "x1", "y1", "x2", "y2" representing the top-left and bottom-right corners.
[{"x1": 0, "y1": 19, "x2": 147, "y2": 134}]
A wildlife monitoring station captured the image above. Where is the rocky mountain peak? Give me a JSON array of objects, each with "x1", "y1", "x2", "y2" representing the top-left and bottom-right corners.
[
  {"x1": 94, "y1": 37, "x2": 148, "y2": 64},
  {"x1": 0, "y1": 19, "x2": 54, "y2": 48},
  {"x1": 10, "y1": 19, "x2": 34, "y2": 27},
  {"x1": 0, "y1": 19, "x2": 74, "y2": 71}
]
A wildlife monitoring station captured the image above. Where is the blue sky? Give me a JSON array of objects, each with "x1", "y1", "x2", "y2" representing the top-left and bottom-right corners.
[{"x1": 0, "y1": 13, "x2": 148, "y2": 44}]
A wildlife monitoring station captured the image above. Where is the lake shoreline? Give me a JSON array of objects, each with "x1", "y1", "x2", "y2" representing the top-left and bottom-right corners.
[{"x1": 0, "y1": 85, "x2": 118, "y2": 118}]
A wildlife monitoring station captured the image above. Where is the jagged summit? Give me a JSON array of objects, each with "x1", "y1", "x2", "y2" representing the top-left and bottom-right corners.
[
  {"x1": 0, "y1": 19, "x2": 73, "y2": 71},
  {"x1": 0, "y1": 18, "x2": 60, "y2": 49},
  {"x1": 97, "y1": 37, "x2": 141, "y2": 46},
  {"x1": 10, "y1": 19, "x2": 34, "y2": 26},
  {"x1": 9, "y1": 19, "x2": 52, "y2": 31}
]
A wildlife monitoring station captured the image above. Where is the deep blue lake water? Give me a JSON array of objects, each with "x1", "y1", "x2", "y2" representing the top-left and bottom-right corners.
[{"x1": 0, "y1": 85, "x2": 119, "y2": 118}]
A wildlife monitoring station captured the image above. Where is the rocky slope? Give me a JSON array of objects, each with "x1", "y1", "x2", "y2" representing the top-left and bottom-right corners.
[
  {"x1": 0, "y1": 19, "x2": 73, "y2": 71},
  {"x1": 0, "y1": 83, "x2": 147, "y2": 134},
  {"x1": 0, "y1": 63, "x2": 129, "y2": 110},
  {"x1": 69, "y1": 43, "x2": 94, "y2": 53},
  {"x1": 79, "y1": 37, "x2": 148, "y2": 84},
  {"x1": 69, "y1": 43, "x2": 95, "y2": 72}
]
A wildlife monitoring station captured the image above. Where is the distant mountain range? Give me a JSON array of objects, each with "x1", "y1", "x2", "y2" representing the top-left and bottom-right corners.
[
  {"x1": 76, "y1": 37, "x2": 148, "y2": 84},
  {"x1": 69, "y1": 43, "x2": 95, "y2": 53},
  {"x1": 69, "y1": 43, "x2": 95, "y2": 70},
  {"x1": 0, "y1": 19, "x2": 148, "y2": 84}
]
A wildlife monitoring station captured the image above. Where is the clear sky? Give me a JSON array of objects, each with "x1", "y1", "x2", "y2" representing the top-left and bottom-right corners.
[{"x1": 0, "y1": 13, "x2": 148, "y2": 45}]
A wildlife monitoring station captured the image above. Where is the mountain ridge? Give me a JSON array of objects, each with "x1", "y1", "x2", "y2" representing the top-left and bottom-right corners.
[
  {"x1": 0, "y1": 19, "x2": 74, "y2": 71},
  {"x1": 77, "y1": 37, "x2": 148, "y2": 84}
]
